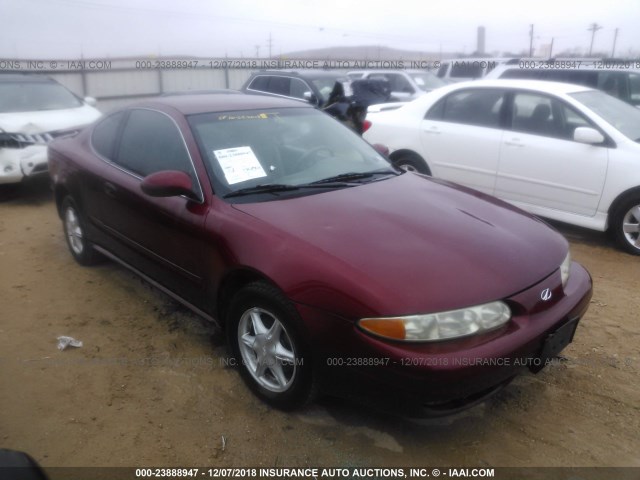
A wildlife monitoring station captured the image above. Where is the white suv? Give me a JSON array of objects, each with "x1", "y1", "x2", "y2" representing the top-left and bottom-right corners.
[
  {"x1": 347, "y1": 70, "x2": 445, "y2": 101},
  {"x1": 0, "y1": 74, "x2": 101, "y2": 185},
  {"x1": 484, "y1": 62, "x2": 640, "y2": 108}
]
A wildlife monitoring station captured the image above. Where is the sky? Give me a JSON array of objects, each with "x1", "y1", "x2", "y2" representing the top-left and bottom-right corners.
[{"x1": 1, "y1": 0, "x2": 639, "y2": 59}]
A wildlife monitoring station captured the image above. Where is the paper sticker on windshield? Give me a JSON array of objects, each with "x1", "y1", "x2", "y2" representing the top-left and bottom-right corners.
[
  {"x1": 414, "y1": 77, "x2": 425, "y2": 86},
  {"x1": 214, "y1": 146, "x2": 267, "y2": 185}
]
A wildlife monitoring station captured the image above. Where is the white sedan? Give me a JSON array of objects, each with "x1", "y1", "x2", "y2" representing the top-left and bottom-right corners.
[{"x1": 364, "y1": 79, "x2": 640, "y2": 255}]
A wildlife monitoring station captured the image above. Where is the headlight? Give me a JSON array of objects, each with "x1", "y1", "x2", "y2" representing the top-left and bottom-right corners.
[
  {"x1": 560, "y1": 251, "x2": 571, "y2": 288},
  {"x1": 358, "y1": 301, "x2": 511, "y2": 342}
]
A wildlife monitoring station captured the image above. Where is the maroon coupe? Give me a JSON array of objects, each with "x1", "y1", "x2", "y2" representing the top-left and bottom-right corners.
[{"x1": 48, "y1": 93, "x2": 592, "y2": 415}]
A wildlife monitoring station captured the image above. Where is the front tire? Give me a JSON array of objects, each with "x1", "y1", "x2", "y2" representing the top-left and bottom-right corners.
[
  {"x1": 393, "y1": 153, "x2": 431, "y2": 175},
  {"x1": 611, "y1": 194, "x2": 640, "y2": 255},
  {"x1": 61, "y1": 197, "x2": 102, "y2": 265},
  {"x1": 226, "y1": 282, "x2": 314, "y2": 410}
]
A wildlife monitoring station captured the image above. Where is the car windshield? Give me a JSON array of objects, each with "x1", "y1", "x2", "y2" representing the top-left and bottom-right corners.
[
  {"x1": 188, "y1": 108, "x2": 396, "y2": 200},
  {"x1": 570, "y1": 90, "x2": 640, "y2": 142},
  {"x1": 0, "y1": 81, "x2": 83, "y2": 113},
  {"x1": 408, "y1": 72, "x2": 446, "y2": 91}
]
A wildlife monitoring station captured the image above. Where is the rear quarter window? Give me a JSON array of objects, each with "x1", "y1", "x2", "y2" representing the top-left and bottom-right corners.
[{"x1": 91, "y1": 112, "x2": 125, "y2": 160}]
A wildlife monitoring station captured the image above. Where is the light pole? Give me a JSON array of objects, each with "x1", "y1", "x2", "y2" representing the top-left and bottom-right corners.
[{"x1": 588, "y1": 23, "x2": 602, "y2": 56}]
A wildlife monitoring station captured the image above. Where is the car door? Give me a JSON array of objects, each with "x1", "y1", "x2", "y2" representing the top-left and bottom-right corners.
[
  {"x1": 94, "y1": 108, "x2": 210, "y2": 306},
  {"x1": 495, "y1": 91, "x2": 608, "y2": 216},
  {"x1": 419, "y1": 88, "x2": 507, "y2": 195}
]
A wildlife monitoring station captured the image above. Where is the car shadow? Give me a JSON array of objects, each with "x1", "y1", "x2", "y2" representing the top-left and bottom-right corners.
[
  {"x1": 0, "y1": 175, "x2": 52, "y2": 205},
  {"x1": 546, "y1": 219, "x2": 617, "y2": 251}
]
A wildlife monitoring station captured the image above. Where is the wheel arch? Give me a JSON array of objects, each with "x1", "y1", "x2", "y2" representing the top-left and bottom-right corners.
[
  {"x1": 53, "y1": 185, "x2": 70, "y2": 219},
  {"x1": 607, "y1": 186, "x2": 640, "y2": 230},
  {"x1": 215, "y1": 267, "x2": 283, "y2": 331}
]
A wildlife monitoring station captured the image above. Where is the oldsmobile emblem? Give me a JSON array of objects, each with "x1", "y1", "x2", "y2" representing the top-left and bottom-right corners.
[{"x1": 540, "y1": 288, "x2": 552, "y2": 301}]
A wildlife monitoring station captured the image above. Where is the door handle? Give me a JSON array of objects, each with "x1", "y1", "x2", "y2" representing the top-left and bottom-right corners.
[
  {"x1": 422, "y1": 127, "x2": 441, "y2": 135},
  {"x1": 103, "y1": 182, "x2": 117, "y2": 197},
  {"x1": 504, "y1": 139, "x2": 525, "y2": 147}
]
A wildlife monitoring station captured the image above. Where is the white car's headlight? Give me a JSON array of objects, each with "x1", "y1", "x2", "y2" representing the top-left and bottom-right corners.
[
  {"x1": 358, "y1": 301, "x2": 511, "y2": 342},
  {"x1": 560, "y1": 251, "x2": 571, "y2": 288}
]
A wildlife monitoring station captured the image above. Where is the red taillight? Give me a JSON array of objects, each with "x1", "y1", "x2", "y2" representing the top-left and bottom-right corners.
[{"x1": 361, "y1": 120, "x2": 372, "y2": 133}]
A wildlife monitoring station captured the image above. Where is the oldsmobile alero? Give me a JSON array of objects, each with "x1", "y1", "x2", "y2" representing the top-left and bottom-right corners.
[{"x1": 48, "y1": 93, "x2": 592, "y2": 415}]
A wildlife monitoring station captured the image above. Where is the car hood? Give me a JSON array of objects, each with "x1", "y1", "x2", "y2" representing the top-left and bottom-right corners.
[
  {"x1": 231, "y1": 173, "x2": 568, "y2": 317},
  {"x1": 0, "y1": 104, "x2": 101, "y2": 134}
]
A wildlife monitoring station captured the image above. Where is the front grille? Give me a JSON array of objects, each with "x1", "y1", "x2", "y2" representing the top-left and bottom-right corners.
[
  {"x1": 0, "y1": 129, "x2": 79, "y2": 148},
  {"x1": 11, "y1": 132, "x2": 54, "y2": 145}
]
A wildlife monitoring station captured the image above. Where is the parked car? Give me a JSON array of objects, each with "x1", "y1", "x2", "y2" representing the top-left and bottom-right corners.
[
  {"x1": 364, "y1": 79, "x2": 640, "y2": 255},
  {"x1": 347, "y1": 70, "x2": 446, "y2": 101},
  {"x1": 241, "y1": 70, "x2": 350, "y2": 107},
  {"x1": 0, "y1": 73, "x2": 101, "y2": 185},
  {"x1": 241, "y1": 70, "x2": 389, "y2": 134},
  {"x1": 484, "y1": 62, "x2": 640, "y2": 107},
  {"x1": 49, "y1": 93, "x2": 592, "y2": 415}
]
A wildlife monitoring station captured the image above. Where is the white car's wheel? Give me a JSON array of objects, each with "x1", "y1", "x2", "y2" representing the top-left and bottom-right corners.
[
  {"x1": 611, "y1": 194, "x2": 640, "y2": 255},
  {"x1": 393, "y1": 153, "x2": 431, "y2": 175}
]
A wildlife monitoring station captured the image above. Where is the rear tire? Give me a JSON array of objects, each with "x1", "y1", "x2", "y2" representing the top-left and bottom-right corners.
[
  {"x1": 610, "y1": 193, "x2": 640, "y2": 255},
  {"x1": 393, "y1": 153, "x2": 431, "y2": 175},
  {"x1": 61, "y1": 197, "x2": 102, "y2": 265},
  {"x1": 226, "y1": 282, "x2": 314, "y2": 410}
]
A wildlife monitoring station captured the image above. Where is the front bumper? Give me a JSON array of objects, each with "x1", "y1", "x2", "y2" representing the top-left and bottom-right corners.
[
  {"x1": 299, "y1": 262, "x2": 593, "y2": 416},
  {"x1": 0, "y1": 145, "x2": 48, "y2": 184}
]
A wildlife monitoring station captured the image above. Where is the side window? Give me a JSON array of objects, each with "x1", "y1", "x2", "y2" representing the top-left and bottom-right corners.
[
  {"x1": 598, "y1": 72, "x2": 625, "y2": 100},
  {"x1": 628, "y1": 73, "x2": 640, "y2": 106},
  {"x1": 116, "y1": 109, "x2": 194, "y2": 180},
  {"x1": 501, "y1": 69, "x2": 545, "y2": 80},
  {"x1": 431, "y1": 89, "x2": 505, "y2": 128},
  {"x1": 511, "y1": 93, "x2": 554, "y2": 136},
  {"x1": 425, "y1": 99, "x2": 445, "y2": 120},
  {"x1": 91, "y1": 112, "x2": 125, "y2": 160},
  {"x1": 511, "y1": 93, "x2": 594, "y2": 140},
  {"x1": 556, "y1": 102, "x2": 594, "y2": 140},
  {"x1": 386, "y1": 74, "x2": 414, "y2": 93},
  {"x1": 436, "y1": 63, "x2": 449, "y2": 78},
  {"x1": 248, "y1": 76, "x2": 269, "y2": 92},
  {"x1": 289, "y1": 78, "x2": 312, "y2": 99},
  {"x1": 267, "y1": 76, "x2": 291, "y2": 96},
  {"x1": 450, "y1": 62, "x2": 483, "y2": 79}
]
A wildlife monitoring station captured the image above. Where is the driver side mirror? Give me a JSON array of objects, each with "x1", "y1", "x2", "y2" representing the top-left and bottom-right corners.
[
  {"x1": 303, "y1": 91, "x2": 319, "y2": 105},
  {"x1": 141, "y1": 170, "x2": 198, "y2": 200},
  {"x1": 574, "y1": 127, "x2": 605, "y2": 145}
]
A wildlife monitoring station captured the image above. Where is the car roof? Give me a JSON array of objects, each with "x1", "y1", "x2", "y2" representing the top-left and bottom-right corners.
[
  {"x1": 126, "y1": 92, "x2": 314, "y2": 116},
  {"x1": 0, "y1": 73, "x2": 55, "y2": 83},
  {"x1": 450, "y1": 78, "x2": 594, "y2": 95}
]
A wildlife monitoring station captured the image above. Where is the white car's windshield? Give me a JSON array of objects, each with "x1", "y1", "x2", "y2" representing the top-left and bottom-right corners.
[
  {"x1": 0, "y1": 81, "x2": 83, "y2": 113},
  {"x1": 409, "y1": 72, "x2": 446, "y2": 91},
  {"x1": 188, "y1": 108, "x2": 396, "y2": 200},
  {"x1": 570, "y1": 90, "x2": 640, "y2": 142}
]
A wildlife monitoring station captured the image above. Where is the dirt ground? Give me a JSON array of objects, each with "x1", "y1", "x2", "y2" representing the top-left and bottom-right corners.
[{"x1": 1, "y1": 178, "x2": 639, "y2": 473}]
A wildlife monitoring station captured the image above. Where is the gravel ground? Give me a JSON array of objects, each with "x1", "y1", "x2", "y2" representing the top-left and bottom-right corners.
[{"x1": 1, "y1": 178, "x2": 639, "y2": 474}]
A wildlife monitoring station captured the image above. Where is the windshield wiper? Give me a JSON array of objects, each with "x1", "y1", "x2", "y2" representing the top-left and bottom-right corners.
[
  {"x1": 309, "y1": 170, "x2": 399, "y2": 185},
  {"x1": 223, "y1": 182, "x2": 353, "y2": 198}
]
